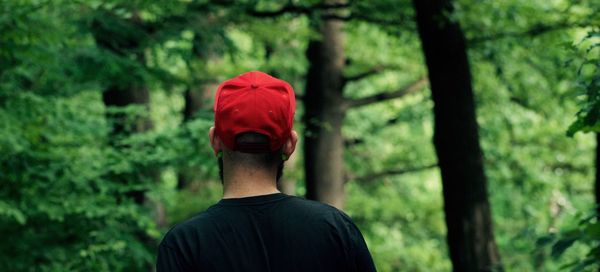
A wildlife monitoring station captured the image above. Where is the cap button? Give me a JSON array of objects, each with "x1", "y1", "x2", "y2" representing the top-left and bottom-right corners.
[{"x1": 251, "y1": 84, "x2": 258, "y2": 89}]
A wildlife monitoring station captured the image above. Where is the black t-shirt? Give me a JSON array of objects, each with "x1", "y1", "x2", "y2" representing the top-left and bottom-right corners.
[{"x1": 157, "y1": 193, "x2": 376, "y2": 272}]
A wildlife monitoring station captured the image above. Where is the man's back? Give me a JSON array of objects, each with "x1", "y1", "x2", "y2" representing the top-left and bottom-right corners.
[{"x1": 157, "y1": 193, "x2": 376, "y2": 272}]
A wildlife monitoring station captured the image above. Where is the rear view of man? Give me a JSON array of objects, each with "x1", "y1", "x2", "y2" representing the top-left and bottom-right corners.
[{"x1": 156, "y1": 71, "x2": 376, "y2": 272}]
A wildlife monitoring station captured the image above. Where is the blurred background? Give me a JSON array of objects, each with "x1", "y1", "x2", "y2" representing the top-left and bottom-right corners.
[{"x1": 1, "y1": 0, "x2": 599, "y2": 271}]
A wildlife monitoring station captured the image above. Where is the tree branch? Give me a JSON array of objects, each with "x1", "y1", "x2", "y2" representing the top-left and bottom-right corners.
[
  {"x1": 248, "y1": 4, "x2": 310, "y2": 17},
  {"x1": 344, "y1": 77, "x2": 428, "y2": 108},
  {"x1": 241, "y1": 1, "x2": 411, "y2": 28},
  {"x1": 343, "y1": 64, "x2": 388, "y2": 83},
  {"x1": 468, "y1": 21, "x2": 589, "y2": 46},
  {"x1": 323, "y1": 14, "x2": 412, "y2": 27},
  {"x1": 343, "y1": 117, "x2": 400, "y2": 147},
  {"x1": 344, "y1": 138, "x2": 365, "y2": 148},
  {"x1": 247, "y1": 2, "x2": 350, "y2": 17},
  {"x1": 349, "y1": 163, "x2": 438, "y2": 183}
]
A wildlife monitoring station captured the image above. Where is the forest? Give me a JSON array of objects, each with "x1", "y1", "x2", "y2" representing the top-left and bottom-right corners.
[{"x1": 1, "y1": 0, "x2": 599, "y2": 271}]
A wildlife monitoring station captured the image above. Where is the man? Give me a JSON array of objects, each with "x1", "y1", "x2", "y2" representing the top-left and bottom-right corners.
[{"x1": 156, "y1": 71, "x2": 376, "y2": 272}]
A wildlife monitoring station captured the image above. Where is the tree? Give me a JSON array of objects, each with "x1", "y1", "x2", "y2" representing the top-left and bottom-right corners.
[
  {"x1": 302, "y1": 0, "x2": 428, "y2": 208},
  {"x1": 303, "y1": 0, "x2": 348, "y2": 208},
  {"x1": 2, "y1": 0, "x2": 596, "y2": 270},
  {"x1": 412, "y1": 0, "x2": 502, "y2": 270},
  {"x1": 0, "y1": 1, "x2": 171, "y2": 269}
]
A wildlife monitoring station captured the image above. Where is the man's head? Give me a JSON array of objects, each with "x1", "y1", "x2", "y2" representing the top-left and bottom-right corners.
[{"x1": 209, "y1": 71, "x2": 298, "y2": 184}]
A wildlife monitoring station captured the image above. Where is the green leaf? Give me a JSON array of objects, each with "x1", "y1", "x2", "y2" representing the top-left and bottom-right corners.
[
  {"x1": 551, "y1": 237, "x2": 578, "y2": 260},
  {"x1": 536, "y1": 234, "x2": 556, "y2": 248},
  {"x1": 584, "y1": 222, "x2": 600, "y2": 238}
]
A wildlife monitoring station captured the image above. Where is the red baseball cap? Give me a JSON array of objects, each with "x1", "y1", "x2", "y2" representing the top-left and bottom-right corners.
[{"x1": 214, "y1": 71, "x2": 296, "y2": 153}]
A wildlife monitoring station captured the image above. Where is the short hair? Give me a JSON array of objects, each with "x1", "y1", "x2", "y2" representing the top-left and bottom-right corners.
[
  {"x1": 218, "y1": 132, "x2": 285, "y2": 183},
  {"x1": 226, "y1": 132, "x2": 282, "y2": 166}
]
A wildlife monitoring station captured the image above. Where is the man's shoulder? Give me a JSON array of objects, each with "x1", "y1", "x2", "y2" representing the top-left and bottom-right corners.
[
  {"x1": 282, "y1": 196, "x2": 354, "y2": 224},
  {"x1": 284, "y1": 196, "x2": 339, "y2": 211},
  {"x1": 160, "y1": 208, "x2": 217, "y2": 247}
]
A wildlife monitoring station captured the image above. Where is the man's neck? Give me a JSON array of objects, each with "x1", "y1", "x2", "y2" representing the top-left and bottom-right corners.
[{"x1": 222, "y1": 168, "x2": 280, "y2": 199}]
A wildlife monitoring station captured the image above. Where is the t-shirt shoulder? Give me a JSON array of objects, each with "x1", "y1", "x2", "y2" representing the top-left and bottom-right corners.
[
  {"x1": 283, "y1": 195, "x2": 334, "y2": 212},
  {"x1": 159, "y1": 209, "x2": 216, "y2": 248},
  {"x1": 160, "y1": 195, "x2": 359, "y2": 248},
  {"x1": 284, "y1": 196, "x2": 356, "y2": 225}
]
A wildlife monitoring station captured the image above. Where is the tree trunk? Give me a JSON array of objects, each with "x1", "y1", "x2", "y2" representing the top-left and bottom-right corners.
[
  {"x1": 412, "y1": 0, "x2": 503, "y2": 271},
  {"x1": 303, "y1": 0, "x2": 346, "y2": 209}
]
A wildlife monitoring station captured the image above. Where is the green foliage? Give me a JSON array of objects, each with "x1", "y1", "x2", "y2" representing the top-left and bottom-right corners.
[
  {"x1": 566, "y1": 28, "x2": 600, "y2": 136},
  {"x1": 540, "y1": 3, "x2": 600, "y2": 272},
  {"x1": 454, "y1": 0, "x2": 598, "y2": 270},
  {"x1": 0, "y1": 1, "x2": 216, "y2": 270},
  {"x1": 0, "y1": 89, "x2": 216, "y2": 271},
  {"x1": 1, "y1": 91, "x2": 149, "y2": 271},
  {"x1": 536, "y1": 212, "x2": 600, "y2": 272},
  {"x1": 1, "y1": 0, "x2": 598, "y2": 271}
]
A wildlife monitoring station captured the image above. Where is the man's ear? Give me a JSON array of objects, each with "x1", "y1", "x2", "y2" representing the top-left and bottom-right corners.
[
  {"x1": 282, "y1": 130, "x2": 298, "y2": 157},
  {"x1": 209, "y1": 127, "x2": 222, "y2": 156}
]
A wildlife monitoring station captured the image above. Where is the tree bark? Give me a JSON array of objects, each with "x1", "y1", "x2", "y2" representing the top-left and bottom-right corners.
[
  {"x1": 303, "y1": 0, "x2": 346, "y2": 208},
  {"x1": 412, "y1": 0, "x2": 503, "y2": 271}
]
